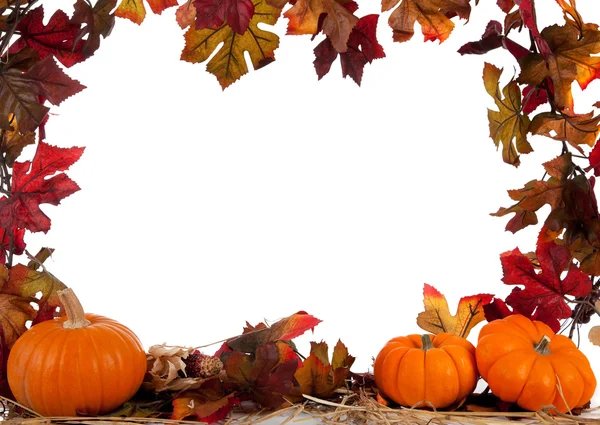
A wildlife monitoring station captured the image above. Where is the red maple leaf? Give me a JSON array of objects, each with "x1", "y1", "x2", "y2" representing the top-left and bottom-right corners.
[
  {"x1": 193, "y1": 0, "x2": 254, "y2": 34},
  {"x1": 0, "y1": 141, "x2": 84, "y2": 233},
  {"x1": 314, "y1": 14, "x2": 385, "y2": 85},
  {"x1": 8, "y1": 7, "x2": 85, "y2": 68},
  {"x1": 499, "y1": 242, "x2": 592, "y2": 331}
]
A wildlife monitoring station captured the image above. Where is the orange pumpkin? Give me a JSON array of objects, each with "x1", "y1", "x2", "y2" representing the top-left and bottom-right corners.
[
  {"x1": 374, "y1": 333, "x2": 478, "y2": 408},
  {"x1": 7, "y1": 288, "x2": 147, "y2": 416},
  {"x1": 476, "y1": 314, "x2": 596, "y2": 413}
]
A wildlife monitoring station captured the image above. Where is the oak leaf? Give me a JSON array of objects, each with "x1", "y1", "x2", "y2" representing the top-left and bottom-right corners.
[
  {"x1": 8, "y1": 6, "x2": 85, "y2": 68},
  {"x1": 314, "y1": 14, "x2": 385, "y2": 85},
  {"x1": 72, "y1": 0, "x2": 117, "y2": 58},
  {"x1": 285, "y1": 0, "x2": 358, "y2": 52},
  {"x1": 293, "y1": 340, "x2": 354, "y2": 399},
  {"x1": 0, "y1": 141, "x2": 84, "y2": 233},
  {"x1": 483, "y1": 62, "x2": 532, "y2": 167},
  {"x1": 181, "y1": 0, "x2": 280, "y2": 89},
  {"x1": 383, "y1": 0, "x2": 470, "y2": 43},
  {"x1": 529, "y1": 111, "x2": 600, "y2": 150},
  {"x1": 115, "y1": 0, "x2": 177, "y2": 24},
  {"x1": 193, "y1": 0, "x2": 254, "y2": 35},
  {"x1": 500, "y1": 242, "x2": 592, "y2": 332},
  {"x1": 416, "y1": 283, "x2": 493, "y2": 338}
]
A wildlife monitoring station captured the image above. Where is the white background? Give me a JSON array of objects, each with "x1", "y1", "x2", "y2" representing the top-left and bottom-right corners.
[{"x1": 29, "y1": 0, "x2": 600, "y2": 404}]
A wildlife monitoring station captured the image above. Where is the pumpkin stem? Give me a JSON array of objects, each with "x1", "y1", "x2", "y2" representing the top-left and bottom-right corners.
[
  {"x1": 421, "y1": 334, "x2": 435, "y2": 351},
  {"x1": 58, "y1": 288, "x2": 91, "y2": 329},
  {"x1": 534, "y1": 335, "x2": 552, "y2": 355}
]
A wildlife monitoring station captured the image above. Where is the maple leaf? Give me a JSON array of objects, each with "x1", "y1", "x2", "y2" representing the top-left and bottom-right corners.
[
  {"x1": 221, "y1": 311, "x2": 321, "y2": 354},
  {"x1": 416, "y1": 283, "x2": 493, "y2": 338},
  {"x1": 115, "y1": 0, "x2": 178, "y2": 25},
  {"x1": 193, "y1": 0, "x2": 254, "y2": 35},
  {"x1": 1, "y1": 264, "x2": 67, "y2": 325},
  {"x1": 222, "y1": 342, "x2": 300, "y2": 409},
  {"x1": 483, "y1": 297, "x2": 540, "y2": 324},
  {"x1": 284, "y1": 0, "x2": 358, "y2": 52},
  {"x1": 181, "y1": 0, "x2": 280, "y2": 89},
  {"x1": 0, "y1": 50, "x2": 86, "y2": 133},
  {"x1": 500, "y1": 242, "x2": 592, "y2": 331},
  {"x1": 517, "y1": 23, "x2": 600, "y2": 114},
  {"x1": 383, "y1": 0, "x2": 471, "y2": 43},
  {"x1": 8, "y1": 7, "x2": 85, "y2": 68},
  {"x1": 0, "y1": 141, "x2": 84, "y2": 233},
  {"x1": 529, "y1": 111, "x2": 600, "y2": 150},
  {"x1": 483, "y1": 62, "x2": 532, "y2": 167},
  {"x1": 72, "y1": 0, "x2": 117, "y2": 58},
  {"x1": 314, "y1": 14, "x2": 384, "y2": 85},
  {"x1": 554, "y1": 0, "x2": 584, "y2": 33},
  {"x1": 293, "y1": 340, "x2": 354, "y2": 399}
]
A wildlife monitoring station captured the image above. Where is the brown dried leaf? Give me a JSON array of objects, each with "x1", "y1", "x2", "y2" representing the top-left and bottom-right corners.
[
  {"x1": 589, "y1": 325, "x2": 600, "y2": 346},
  {"x1": 144, "y1": 344, "x2": 206, "y2": 392}
]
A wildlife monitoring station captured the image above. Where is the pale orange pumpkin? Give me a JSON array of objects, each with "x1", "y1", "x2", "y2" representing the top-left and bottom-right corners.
[
  {"x1": 374, "y1": 333, "x2": 478, "y2": 408},
  {"x1": 7, "y1": 288, "x2": 147, "y2": 416},
  {"x1": 476, "y1": 314, "x2": 596, "y2": 413}
]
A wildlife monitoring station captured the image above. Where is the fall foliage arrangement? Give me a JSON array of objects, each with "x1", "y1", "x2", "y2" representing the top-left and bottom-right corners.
[{"x1": 0, "y1": 0, "x2": 600, "y2": 422}]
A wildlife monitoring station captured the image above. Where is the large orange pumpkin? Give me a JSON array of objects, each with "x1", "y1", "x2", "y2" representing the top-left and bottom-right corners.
[
  {"x1": 7, "y1": 288, "x2": 147, "y2": 416},
  {"x1": 476, "y1": 314, "x2": 596, "y2": 413},
  {"x1": 374, "y1": 333, "x2": 478, "y2": 408}
]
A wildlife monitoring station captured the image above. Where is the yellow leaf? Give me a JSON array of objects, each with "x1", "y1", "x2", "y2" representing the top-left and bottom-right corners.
[{"x1": 417, "y1": 283, "x2": 493, "y2": 338}]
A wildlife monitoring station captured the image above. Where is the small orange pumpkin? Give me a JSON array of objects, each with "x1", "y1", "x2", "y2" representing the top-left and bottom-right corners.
[
  {"x1": 7, "y1": 288, "x2": 147, "y2": 416},
  {"x1": 374, "y1": 333, "x2": 478, "y2": 408},
  {"x1": 476, "y1": 314, "x2": 596, "y2": 413}
]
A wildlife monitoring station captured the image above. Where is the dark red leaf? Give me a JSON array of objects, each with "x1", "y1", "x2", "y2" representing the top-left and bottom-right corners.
[
  {"x1": 501, "y1": 37, "x2": 530, "y2": 60},
  {"x1": 193, "y1": 0, "x2": 255, "y2": 34},
  {"x1": 0, "y1": 228, "x2": 25, "y2": 264},
  {"x1": 8, "y1": 7, "x2": 85, "y2": 68},
  {"x1": 458, "y1": 20, "x2": 503, "y2": 55},
  {"x1": 588, "y1": 140, "x2": 600, "y2": 176},
  {"x1": 0, "y1": 141, "x2": 84, "y2": 233},
  {"x1": 71, "y1": 0, "x2": 117, "y2": 58},
  {"x1": 513, "y1": 0, "x2": 552, "y2": 59},
  {"x1": 496, "y1": 0, "x2": 515, "y2": 13},
  {"x1": 522, "y1": 85, "x2": 548, "y2": 114}
]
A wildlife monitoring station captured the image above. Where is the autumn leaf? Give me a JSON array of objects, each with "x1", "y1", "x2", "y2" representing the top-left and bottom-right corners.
[
  {"x1": 383, "y1": 0, "x2": 470, "y2": 43},
  {"x1": 0, "y1": 50, "x2": 86, "y2": 133},
  {"x1": 517, "y1": 23, "x2": 600, "y2": 114},
  {"x1": 458, "y1": 20, "x2": 503, "y2": 55},
  {"x1": 72, "y1": 0, "x2": 117, "y2": 58},
  {"x1": 313, "y1": 14, "x2": 385, "y2": 85},
  {"x1": 181, "y1": 0, "x2": 280, "y2": 89},
  {"x1": 521, "y1": 85, "x2": 548, "y2": 114},
  {"x1": 143, "y1": 345, "x2": 212, "y2": 392},
  {"x1": 587, "y1": 140, "x2": 600, "y2": 176},
  {"x1": 512, "y1": 0, "x2": 551, "y2": 59},
  {"x1": 176, "y1": 2, "x2": 196, "y2": 28},
  {"x1": 529, "y1": 111, "x2": 600, "y2": 150},
  {"x1": 222, "y1": 342, "x2": 300, "y2": 408},
  {"x1": 0, "y1": 228, "x2": 26, "y2": 265},
  {"x1": 500, "y1": 241, "x2": 592, "y2": 332},
  {"x1": 0, "y1": 115, "x2": 35, "y2": 167},
  {"x1": 416, "y1": 283, "x2": 493, "y2": 338},
  {"x1": 1, "y1": 264, "x2": 66, "y2": 324},
  {"x1": 0, "y1": 264, "x2": 36, "y2": 348},
  {"x1": 193, "y1": 0, "x2": 254, "y2": 34},
  {"x1": 483, "y1": 62, "x2": 532, "y2": 167},
  {"x1": 8, "y1": 7, "x2": 85, "y2": 68},
  {"x1": 219, "y1": 311, "x2": 321, "y2": 354},
  {"x1": 0, "y1": 141, "x2": 84, "y2": 233},
  {"x1": 284, "y1": 0, "x2": 358, "y2": 52},
  {"x1": 115, "y1": 0, "x2": 177, "y2": 25},
  {"x1": 293, "y1": 340, "x2": 354, "y2": 399},
  {"x1": 172, "y1": 392, "x2": 240, "y2": 423}
]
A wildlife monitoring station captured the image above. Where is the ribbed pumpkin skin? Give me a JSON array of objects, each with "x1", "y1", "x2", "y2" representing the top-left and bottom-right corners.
[
  {"x1": 476, "y1": 315, "x2": 596, "y2": 413},
  {"x1": 374, "y1": 333, "x2": 478, "y2": 408},
  {"x1": 7, "y1": 313, "x2": 147, "y2": 416}
]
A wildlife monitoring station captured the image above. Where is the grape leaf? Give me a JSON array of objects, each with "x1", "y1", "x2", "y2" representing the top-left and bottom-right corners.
[
  {"x1": 284, "y1": 0, "x2": 358, "y2": 52},
  {"x1": 517, "y1": 23, "x2": 600, "y2": 114},
  {"x1": 115, "y1": 0, "x2": 177, "y2": 25},
  {"x1": 483, "y1": 62, "x2": 532, "y2": 167},
  {"x1": 293, "y1": 340, "x2": 354, "y2": 399},
  {"x1": 0, "y1": 141, "x2": 84, "y2": 233},
  {"x1": 0, "y1": 51, "x2": 86, "y2": 132},
  {"x1": 500, "y1": 242, "x2": 592, "y2": 331},
  {"x1": 383, "y1": 0, "x2": 471, "y2": 43},
  {"x1": 181, "y1": 0, "x2": 281, "y2": 89},
  {"x1": 222, "y1": 342, "x2": 300, "y2": 409},
  {"x1": 221, "y1": 311, "x2": 321, "y2": 354},
  {"x1": 313, "y1": 14, "x2": 385, "y2": 85},
  {"x1": 193, "y1": 0, "x2": 254, "y2": 34},
  {"x1": 416, "y1": 283, "x2": 493, "y2": 338},
  {"x1": 8, "y1": 6, "x2": 85, "y2": 68},
  {"x1": 72, "y1": 0, "x2": 117, "y2": 58},
  {"x1": 529, "y1": 111, "x2": 600, "y2": 150}
]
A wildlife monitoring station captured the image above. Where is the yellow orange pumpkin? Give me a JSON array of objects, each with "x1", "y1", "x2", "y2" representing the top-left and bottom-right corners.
[
  {"x1": 7, "y1": 288, "x2": 147, "y2": 416},
  {"x1": 476, "y1": 314, "x2": 596, "y2": 413},
  {"x1": 374, "y1": 333, "x2": 478, "y2": 408}
]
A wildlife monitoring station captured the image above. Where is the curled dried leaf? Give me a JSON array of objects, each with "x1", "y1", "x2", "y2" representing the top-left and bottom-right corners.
[{"x1": 144, "y1": 344, "x2": 210, "y2": 392}]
